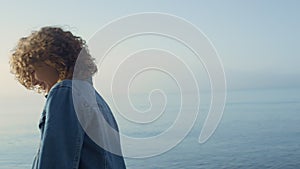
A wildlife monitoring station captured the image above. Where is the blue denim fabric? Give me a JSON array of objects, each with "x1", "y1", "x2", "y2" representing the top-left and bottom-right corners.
[{"x1": 32, "y1": 79, "x2": 126, "y2": 169}]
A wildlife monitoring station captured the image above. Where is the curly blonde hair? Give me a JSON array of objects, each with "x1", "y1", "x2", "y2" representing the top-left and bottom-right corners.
[{"x1": 9, "y1": 26, "x2": 97, "y2": 93}]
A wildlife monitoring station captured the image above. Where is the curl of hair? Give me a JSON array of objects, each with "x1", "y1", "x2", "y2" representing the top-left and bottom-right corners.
[{"x1": 9, "y1": 26, "x2": 97, "y2": 93}]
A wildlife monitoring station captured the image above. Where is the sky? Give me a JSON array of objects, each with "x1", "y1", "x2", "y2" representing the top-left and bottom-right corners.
[{"x1": 0, "y1": 0, "x2": 299, "y2": 98}]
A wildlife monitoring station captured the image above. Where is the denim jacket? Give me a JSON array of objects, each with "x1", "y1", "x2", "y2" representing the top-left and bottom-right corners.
[{"x1": 32, "y1": 79, "x2": 126, "y2": 169}]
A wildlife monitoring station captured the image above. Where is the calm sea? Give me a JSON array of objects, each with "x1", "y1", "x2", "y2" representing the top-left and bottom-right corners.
[{"x1": 1, "y1": 88, "x2": 300, "y2": 168}]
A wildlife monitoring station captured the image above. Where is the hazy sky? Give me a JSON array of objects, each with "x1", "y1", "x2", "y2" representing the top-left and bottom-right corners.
[{"x1": 1, "y1": 0, "x2": 299, "y2": 99}]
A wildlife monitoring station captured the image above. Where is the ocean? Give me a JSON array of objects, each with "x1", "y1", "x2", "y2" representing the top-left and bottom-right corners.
[{"x1": 1, "y1": 88, "x2": 300, "y2": 168}]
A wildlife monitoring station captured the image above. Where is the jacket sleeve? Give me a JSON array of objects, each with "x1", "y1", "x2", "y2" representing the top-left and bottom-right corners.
[{"x1": 37, "y1": 86, "x2": 84, "y2": 169}]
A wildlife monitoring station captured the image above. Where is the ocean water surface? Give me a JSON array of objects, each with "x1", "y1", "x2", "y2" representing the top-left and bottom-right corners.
[{"x1": 0, "y1": 88, "x2": 299, "y2": 168}]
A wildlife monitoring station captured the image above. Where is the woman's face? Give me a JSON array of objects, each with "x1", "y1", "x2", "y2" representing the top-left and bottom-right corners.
[{"x1": 33, "y1": 62, "x2": 59, "y2": 92}]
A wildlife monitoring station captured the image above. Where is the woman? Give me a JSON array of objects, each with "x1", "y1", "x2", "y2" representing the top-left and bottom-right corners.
[{"x1": 9, "y1": 26, "x2": 126, "y2": 169}]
